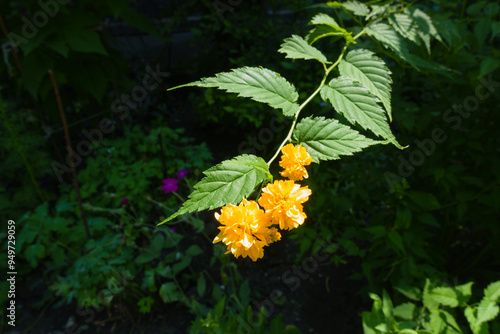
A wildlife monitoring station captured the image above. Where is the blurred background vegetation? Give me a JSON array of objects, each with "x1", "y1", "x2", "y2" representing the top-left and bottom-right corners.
[{"x1": 0, "y1": 0, "x2": 499, "y2": 333}]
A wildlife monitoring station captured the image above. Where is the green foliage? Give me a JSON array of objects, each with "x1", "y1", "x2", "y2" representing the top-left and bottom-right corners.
[
  {"x1": 12, "y1": 124, "x2": 212, "y2": 311},
  {"x1": 362, "y1": 280, "x2": 500, "y2": 334},
  {"x1": 339, "y1": 49, "x2": 393, "y2": 121},
  {"x1": 162, "y1": 154, "x2": 272, "y2": 223},
  {"x1": 172, "y1": 67, "x2": 301, "y2": 117},
  {"x1": 292, "y1": 116, "x2": 380, "y2": 162}
]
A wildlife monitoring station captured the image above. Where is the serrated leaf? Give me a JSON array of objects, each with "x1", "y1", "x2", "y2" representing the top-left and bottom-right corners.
[
  {"x1": 476, "y1": 298, "x2": 500, "y2": 325},
  {"x1": 310, "y1": 13, "x2": 339, "y2": 27},
  {"x1": 306, "y1": 25, "x2": 344, "y2": 44},
  {"x1": 366, "y1": 23, "x2": 411, "y2": 60},
  {"x1": 339, "y1": 49, "x2": 393, "y2": 121},
  {"x1": 430, "y1": 287, "x2": 459, "y2": 307},
  {"x1": 389, "y1": 13, "x2": 421, "y2": 45},
  {"x1": 343, "y1": 1, "x2": 370, "y2": 16},
  {"x1": 159, "y1": 155, "x2": 271, "y2": 224},
  {"x1": 423, "y1": 279, "x2": 440, "y2": 310},
  {"x1": 484, "y1": 281, "x2": 500, "y2": 301},
  {"x1": 395, "y1": 284, "x2": 422, "y2": 301},
  {"x1": 394, "y1": 303, "x2": 416, "y2": 320},
  {"x1": 169, "y1": 67, "x2": 300, "y2": 117},
  {"x1": 382, "y1": 290, "x2": 394, "y2": 329},
  {"x1": 456, "y1": 282, "x2": 474, "y2": 306},
  {"x1": 320, "y1": 76, "x2": 400, "y2": 146},
  {"x1": 292, "y1": 116, "x2": 380, "y2": 163},
  {"x1": 406, "y1": 7, "x2": 442, "y2": 53},
  {"x1": 308, "y1": 13, "x2": 355, "y2": 44},
  {"x1": 279, "y1": 35, "x2": 328, "y2": 63}
]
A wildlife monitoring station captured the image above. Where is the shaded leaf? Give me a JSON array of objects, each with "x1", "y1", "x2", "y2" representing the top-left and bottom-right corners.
[
  {"x1": 320, "y1": 76, "x2": 400, "y2": 146},
  {"x1": 339, "y1": 49, "x2": 393, "y2": 120}
]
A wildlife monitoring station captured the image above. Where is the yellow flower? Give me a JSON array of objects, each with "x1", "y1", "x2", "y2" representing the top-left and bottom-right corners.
[
  {"x1": 258, "y1": 180, "x2": 312, "y2": 230},
  {"x1": 279, "y1": 143, "x2": 313, "y2": 181},
  {"x1": 213, "y1": 199, "x2": 280, "y2": 261}
]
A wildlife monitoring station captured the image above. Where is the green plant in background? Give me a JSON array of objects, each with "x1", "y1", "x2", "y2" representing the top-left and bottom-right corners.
[
  {"x1": 0, "y1": 94, "x2": 52, "y2": 220},
  {"x1": 362, "y1": 280, "x2": 500, "y2": 334},
  {"x1": 1, "y1": 0, "x2": 499, "y2": 333},
  {"x1": 6, "y1": 124, "x2": 213, "y2": 313}
]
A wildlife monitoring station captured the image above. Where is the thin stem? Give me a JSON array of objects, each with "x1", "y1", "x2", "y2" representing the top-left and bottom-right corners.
[
  {"x1": 266, "y1": 44, "x2": 350, "y2": 167},
  {"x1": 48, "y1": 70, "x2": 91, "y2": 239},
  {"x1": 460, "y1": 0, "x2": 468, "y2": 19}
]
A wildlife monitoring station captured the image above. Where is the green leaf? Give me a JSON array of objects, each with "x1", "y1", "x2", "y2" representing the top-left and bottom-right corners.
[
  {"x1": 423, "y1": 279, "x2": 440, "y2": 310},
  {"x1": 306, "y1": 25, "x2": 344, "y2": 44},
  {"x1": 456, "y1": 282, "x2": 474, "y2": 306},
  {"x1": 430, "y1": 287, "x2": 459, "y2": 307},
  {"x1": 150, "y1": 234, "x2": 165, "y2": 254},
  {"x1": 25, "y1": 244, "x2": 46, "y2": 267},
  {"x1": 476, "y1": 298, "x2": 499, "y2": 325},
  {"x1": 339, "y1": 49, "x2": 393, "y2": 121},
  {"x1": 169, "y1": 67, "x2": 300, "y2": 117},
  {"x1": 389, "y1": 13, "x2": 421, "y2": 45},
  {"x1": 484, "y1": 281, "x2": 500, "y2": 301},
  {"x1": 394, "y1": 303, "x2": 416, "y2": 320},
  {"x1": 186, "y1": 245, "x2": 203, "y2": 257},
  {"x1": 342, "y1": 1, "x2": 370, "y2": 16},
  {"x1": 406, "y1": 7, "x2": 442, "y2": 53},
  {"x1": 480, "y1": 58, "x2": 500, "y2": 77},
  {"x1": 395, "y1": 284, "x2": 422, "y2": 301},
  {"x1": 160, "y1": 155, "x2": 272, "y2": 224},
  {"x1": 366, "y1": 23, "x2": 410, "y2": 60},
  {"x1": 310, "y1": 13, "x2": 339, "y2": 27},
  {"x1": 361, "y1": 311, "x2": 378, "y2": 334},
  {"x1": 137, "y1": 296, "x2": 154, "y2": 314},
  {"x1": 388, "y1": 230, "x2": 405, "y2": 254},
  {"x1": 407, "y1": 191, "x2": 441, "y2": 211},
  {"x1": 278, "y1": 35, "x2": 328, "y2": 63},
  {"x1": 320, "y1": 76, "x2": 399, "y2": 146},
  {"x1": 292, "y1": 116, "x2": 380, "y2": 163},
  {"x1": 240, "y1": 280, "x2": 251, "y2": 308},
  {"x1": 382, "y1": 290, "x2": 394, "y2": 330},
  {"x1": 46, "y1": 36, "x2": 70, "y2": 58},
  {"x1": 63, "y1": 29, "x2": 108, "y2": 55},
  {"x1": 308, "y1": 13, "x2": 355, "y2": 44},
  {"x1": 159, "y1": 282, "x2": 180, "y2": 303},
  {"x1": 197, "y1": 273, "x2": 206, "y2": 297}
]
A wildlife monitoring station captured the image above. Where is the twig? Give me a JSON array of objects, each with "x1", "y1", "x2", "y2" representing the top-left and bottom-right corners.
[
  {"x1": 0, "y1": 13, "x2": 24, "y2": 74},
  {"x1": 48, "y1": 70, "x2": 91, "y2": 239}
]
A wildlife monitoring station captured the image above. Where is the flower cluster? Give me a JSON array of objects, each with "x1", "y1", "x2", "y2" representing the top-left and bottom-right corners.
[{"x1": 213, "y1": 144, "x2": 313, "y2": 261}]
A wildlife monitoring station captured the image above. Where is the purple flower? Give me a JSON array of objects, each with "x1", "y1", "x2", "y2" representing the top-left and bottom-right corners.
[
  {"x1": 120, "y1": 197, "x2": 129, "y2": 205},
  {"x1": 170, "y1": 227, "x2": 177, "y2": 233},
  {"x1": 161, "y1": 178, "x2": 178, "y2": 193},
  {"x1": 177, "y1": 169, "x2": 188, "y2": 179}
]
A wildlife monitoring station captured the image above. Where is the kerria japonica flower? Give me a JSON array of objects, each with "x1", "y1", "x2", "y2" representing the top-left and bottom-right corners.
[
  {"x1": 213, "y1": 199, "x2": 281, "y2": 261},
  {"x1": 279, "y1": 143, "x2": 313, "y2": 181},
  {"x1": 177, "y1": 169, "x2": 188, "y2": 179},
  {"x1": 161, "y1": 178, "x2": 178, "y2": 193},
  {"x1": 258, "y1": 180, "x2": 312, "y2": 231}
]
